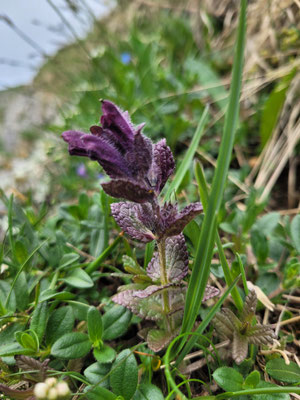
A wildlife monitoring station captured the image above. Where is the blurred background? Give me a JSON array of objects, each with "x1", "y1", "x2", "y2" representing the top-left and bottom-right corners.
[{"x1": 0, "y1": 0, "x2": 299, "y2": 213}]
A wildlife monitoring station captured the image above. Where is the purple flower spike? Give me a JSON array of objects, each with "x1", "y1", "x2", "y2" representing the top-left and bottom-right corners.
[
  {"x1": 152, "y1": 139, "x2": 175, "y2": 192},
  {"x1": 62, "y1": 100, "x2": 176, "y2": 202}
]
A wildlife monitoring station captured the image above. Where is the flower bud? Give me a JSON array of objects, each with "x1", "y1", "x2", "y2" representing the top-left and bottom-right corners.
[
  {"x1": 45, "y1": 377, "x2": 57, "y2": 387},
  {"x1": 48, "y1": 387, "x2": 58, "y2": 400},
  {"x1": 34, "y1": 382, "x2": 48, "y2": 399},
  {"x1": 56, "y1": 381, "x2": 70, "y2": 398}
]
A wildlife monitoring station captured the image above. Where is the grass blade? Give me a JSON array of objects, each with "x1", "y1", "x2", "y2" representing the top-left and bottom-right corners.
[
  {"x1": 195, "y1": 161, "x2": 243, "y2": 312},
  {"x1": 164, "y1": 105, "x2": 209, "y2": 202},
  {"x1": 177, "y1": 0, "x2": 247, "y2": 356}
]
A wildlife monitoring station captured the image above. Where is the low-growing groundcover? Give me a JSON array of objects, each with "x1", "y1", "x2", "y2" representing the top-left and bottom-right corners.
[{"x1": 1, "y1": 1, "x2": 300, "y2": 399}]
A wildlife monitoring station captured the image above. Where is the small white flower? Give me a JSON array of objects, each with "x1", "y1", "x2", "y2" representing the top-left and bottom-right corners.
[
  {"x1": 56, "y1": 381, "x2": 70, "y2": 397},
  {"x1": 48, "y1": 387, "x2": 58, "y2": 400},
  {"x1": 45, "y1": 377, "x2": 57, "y2": 387},
  {"x1": 34, "y1": 382, "x2": 48, "y2": 399}
]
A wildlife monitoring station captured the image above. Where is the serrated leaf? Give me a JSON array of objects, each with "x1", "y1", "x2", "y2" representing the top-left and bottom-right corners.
[
  {"x1": 88, "y1": 306, "x2": 103, "y2": 347},
  {"x1": 147, "y1": 235, "x2": 188, "y2": 283},
  {"x1": 147, "y1": 329, "x2": 178, "y2": 352},
  {"x1": 266, "y1": 359, "x2": 300, "y2": 383},
  {"x1": 102, "y1": 305, "x2": 131, "y2": 340},
  {"x1": 213, "y1": 367, "x2": 244, "y2": 392},
  {"x1": 132, "y1": 383, "x2": 164, "y2": 400},
  {"x1": 45, "y1": 306, "x2": 75, "y2": 345},
  {"x1": 84, "y1": 362, "x2": 110, "y2": 388},
  {"x1": 110, "y1": 349, "x2": 138, "y2": 400},
  {"x1": 233, "y1": 330, "x2": 248, "y2": 364},
  {"x1": 62, "y1": 268, "x2": 94, "y2": 288},
  {"x1": 51, "y1": 332, "x2": 91, "y2": 359},
  {"x1": 291, "y1": 214, "x2": 300, "y2": 254}
]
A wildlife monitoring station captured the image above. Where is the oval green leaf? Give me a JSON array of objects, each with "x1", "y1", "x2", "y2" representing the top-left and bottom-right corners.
[
  {"x1": 132, "y1": 383, "x2": 164, "y2": 400},
  {"x1": 110, "y1": 349, "x2": 138, "y2": 400},
  {"x1": 51, "y1": 332, "x2": 91, "y2": 359},
  {"x1": 45, "y1": 306, "x2": 75, "y2": 345},
  {"x1": 213, "y1": 367, "x2": 244, "y2": 392},
  {"x1": 94, "y1": 345, "x2": 116, "y2": 364},
  {"x1": 62, "y1": 268, "x2": 94, "y2": 288},
  {"x1": 85, "y1": 386, "x2": 117, "y2": 400},
  {"x1": 102, "y1": 305, "x2": 131, "y2": 341},
  {"x1": 88, "y1": 306, "x2": 103, "y2": 347},
  {"x1": 266, "y1": 358, "x2": 300, "y2": 384},
  {"x1": 84, "y1": 362, "x2": 110, "y2": 388}
]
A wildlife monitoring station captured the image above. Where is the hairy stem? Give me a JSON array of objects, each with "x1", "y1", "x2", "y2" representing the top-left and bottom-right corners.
[{"x1": 157, "y1": 239, "x2": 172, "y2": 329}]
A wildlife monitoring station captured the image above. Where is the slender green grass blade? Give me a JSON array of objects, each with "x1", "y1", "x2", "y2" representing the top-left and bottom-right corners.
[
  {"x1": 236, "y1": 253, "x2": 248, "y2": 295},
  {"x1": 178, "y1": 0, "x2": 247, "y2": 356},
  {"x1": 164, "y1": 105, "x2": 209, "y2": 202},
  {"x1": 195, "y1": 161, "x2": 243, "y2": 311}
]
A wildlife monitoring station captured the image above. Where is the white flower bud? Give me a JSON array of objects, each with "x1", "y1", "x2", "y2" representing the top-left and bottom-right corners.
[
  {"x1": 34, "y1": 382, "x2": 48, "y2": 399},
  {"x1": 56, "y1": 381, "x2": 70, "y2": 397},
  {"x1": 48, "y1": 387, "x2": 58, "y2": 400},
  {"x1": 45, "y1": 377, "x2": 57, "y2": 387}
]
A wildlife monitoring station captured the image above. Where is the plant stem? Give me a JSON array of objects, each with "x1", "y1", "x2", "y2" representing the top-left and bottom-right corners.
[{"x1": 157, "y1": 239, "x2": 172, "y2": 328}]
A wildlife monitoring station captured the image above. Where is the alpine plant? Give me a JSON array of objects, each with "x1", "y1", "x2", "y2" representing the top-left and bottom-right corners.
[{"x1": 62, "y1": 100, "x2": 219, "y2": 351}]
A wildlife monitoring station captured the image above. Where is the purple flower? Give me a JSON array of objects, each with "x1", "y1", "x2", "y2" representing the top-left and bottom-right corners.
[
  {"x1": 111, "y1": 201, "x2": 203, "y2": 242},
  {"x1": 76, "y1": 163, "x2": 87, "y2": 178},
  {"x1": 62, "y1": 100, "x2": 174, "y2": 203}
]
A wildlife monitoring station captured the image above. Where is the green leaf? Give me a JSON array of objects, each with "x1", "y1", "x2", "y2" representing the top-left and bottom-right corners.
[
  {"x1": 291, "y1": 214, "x2": 300, "y2": 254},
  {"x1": 94, "y1": 345, "x2": 116, "y2": 364},
  {"x1": 266, "y1": 358, "x2": 300, "y2": 384},
  {"x1": 102, "y1": 305, "x2": 131, "y2": 341},
  {"x1": 110, "y1": 349, "x2": 138, "y2": 400},
  {"x1": 30, "y1": 302, "x2": 48, "y2": 342},
  {"x1": 0, "y1": 281, "x2": 16, "y2": 313},
  {"x1": 0, "y1": 342, "x2": 34, "y2": 357},
  {"x1": 255, "y1": 212, "x2": 280, "y2": 236},
  {"x1": 84, "y1": 362, "x2": 110, "y2": 387},
  {"x1": 39, "y1": 290, "x2": 75, "y2": 302},
  {"x1": 51, "y1": 332, "x2": 92, "y2": 359},
  {"x1": 260, "y1": 71, "x2": 295, "y2": 148},
  {"x1": 251, "y1": 381, "x2": 291, "y2": 400},
  {"x1": 62, "y1": 268, "x2": 94, "y2": 288},
  {"x1": 244, "y1": 371, "x2": 260, "y2": 389},
  {"x1": 85, "y1": 386, "x2": 117, "y2": 400},
  {"x1": 185, "y1": 57, "x2": 228, "y2": 112},
  {"x1": 13, "y1": 272, "x2": 29, "y2": 311},
  {"x1": 15, "y1": 241, "x2": 28, "y2": 265},
  {"x1": 213, "y1": 367, "x2": 244, "y2": 392},
  {"x1": 45, "y1": 306, "x2": 75, "y2": 345},
  {"x1": 58, "y1": 253, "x2": 80, "y2": 269},
  {"x1": 250, "y1": 228, "x2": 269, "y2": 264},
  {"x1": 164, "y1": 105, "x2": 209, "y2": 201},
  {"x1": 88, "y1": 306, "x2": 103, "y2": 347},
  {"x1": 132, "y1": 383, "x2": 164, "y2": 400},
  {"x1": 19, "y1": 331, "x2": 39, "y2": 352}
]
